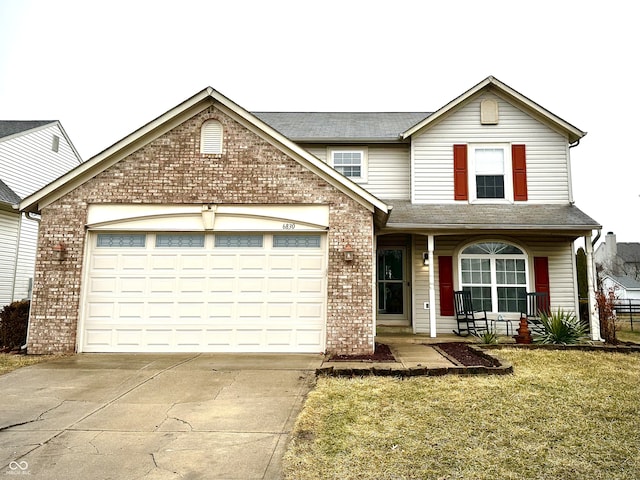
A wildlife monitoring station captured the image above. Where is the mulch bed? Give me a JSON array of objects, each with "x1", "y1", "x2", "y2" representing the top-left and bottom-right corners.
[
  {"x1": 328, "y1": 342, "x2": 396, "y2": 362},
  {"x1": 436, "y1": 342, "x2": 500, "y2": 367}
]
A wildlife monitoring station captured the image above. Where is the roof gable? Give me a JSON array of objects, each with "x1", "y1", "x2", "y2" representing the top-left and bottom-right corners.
[
  {"x1": 401, "y1": 76, "x2": 586, "y2": 144},
  {"x1": 19, "y1": 88, "x2": 388, "y2": 216}
]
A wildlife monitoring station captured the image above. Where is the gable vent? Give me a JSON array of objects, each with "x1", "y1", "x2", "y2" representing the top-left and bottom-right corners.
[
  {"x1": 480, "y1": 99, "x2": 499, "y2": 125},
  {"x1": 201, "y1": 120, "x2": 223, "y2": 154}
]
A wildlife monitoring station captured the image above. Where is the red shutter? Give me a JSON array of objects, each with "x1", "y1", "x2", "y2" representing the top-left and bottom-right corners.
[
  {"x1": 512, "y1": 144, "x2": 528, "y2": 201},
  {"x1": 453, "y1": 144, "x2": 468, "y2": 201},
  {"x1": 439, "y1": 255, "x2": 455, "y2": 316},
  {"x1": 533, "y1": 256, "x2": 551, "y2": 310}
]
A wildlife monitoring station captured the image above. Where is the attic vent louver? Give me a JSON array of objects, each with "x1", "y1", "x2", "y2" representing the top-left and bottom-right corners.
[{"x1": 480, "y1": 99, "x2": 499, "y2": 125}]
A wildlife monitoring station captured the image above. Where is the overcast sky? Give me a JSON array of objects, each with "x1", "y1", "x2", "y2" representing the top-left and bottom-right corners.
[{"x1": 0, "y1": 0, "x2": 637, "y2": 245}]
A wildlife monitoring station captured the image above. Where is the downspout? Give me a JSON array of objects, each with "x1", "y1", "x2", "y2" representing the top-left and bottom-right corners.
[
  {"x1": 22, "y1": 210, "x2": 41, "y2": 352},
  {"x1": 567, "y1": 139, "x2": 580, "y2": 204}
]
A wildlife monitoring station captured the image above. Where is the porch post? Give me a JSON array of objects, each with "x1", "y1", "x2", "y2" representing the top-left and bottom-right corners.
[
  {"x1": 585, "y1": 234, "x2": 602, "y2": 341},
  {"x1": 428, "y1": 235, "x2": 436, "y2": 337}
]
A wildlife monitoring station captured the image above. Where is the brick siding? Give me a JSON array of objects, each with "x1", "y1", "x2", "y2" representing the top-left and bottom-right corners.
[{"x1": 27, "y1": 105, "x2": 375, "y2": 355}]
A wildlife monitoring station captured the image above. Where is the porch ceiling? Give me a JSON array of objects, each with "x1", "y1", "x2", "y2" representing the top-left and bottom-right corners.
[{"x1": 380, "y1": 201, "x2": 601, "y2": 238}]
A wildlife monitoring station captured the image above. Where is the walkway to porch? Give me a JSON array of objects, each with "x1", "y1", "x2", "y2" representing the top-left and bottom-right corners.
[{"x1": 317, "y1": 328, "x2": 514, "y2": 376}]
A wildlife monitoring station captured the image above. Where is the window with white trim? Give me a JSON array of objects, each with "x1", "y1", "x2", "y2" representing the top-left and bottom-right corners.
[
  {"x1": 200, "y1": 120, "x2": 223, "y2": 154},
  {"x1": 459, "y1": 241, "x2": 528, "y2": 314},
  {"x1": 468, "y1": 144, "x2": 512, "y2": 202},
  {"x1": 329, "y1": 148, "x2": 367, "y2": 181}
]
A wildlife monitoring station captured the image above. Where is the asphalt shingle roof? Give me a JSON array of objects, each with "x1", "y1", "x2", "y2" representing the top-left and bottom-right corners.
[
  {"x1": 615, "y1": 243, "x2": 640, "y2": 263},
  {"x1": 253, "y1": 112, "x2": 431, "y2": 142},
  {"x1": 0, "y1": 120, "x2": 55, "y2": 140},
  {"x1": 606, "y1": 273, "x2": 640, "y2": 290},
  {"x1": 383, "y1": 201, "x2": 601, "y2": 231},
  {"x1": 0, "y1": 178, "x2": 21, "y2": 205}
]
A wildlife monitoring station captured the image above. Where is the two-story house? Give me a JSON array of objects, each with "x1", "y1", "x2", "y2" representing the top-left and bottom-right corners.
[
  {"x1": 19, "y1": 77, "x2": 601, "y2": 355},
  {"x1": 0, "y1": 121, "x2": 82, "y2": 307}
]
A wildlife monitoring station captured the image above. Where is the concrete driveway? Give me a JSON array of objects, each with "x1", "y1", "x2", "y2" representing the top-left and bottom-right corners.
[{"x1": 0, "y1": 353, "x2": 322, "y2": 479}]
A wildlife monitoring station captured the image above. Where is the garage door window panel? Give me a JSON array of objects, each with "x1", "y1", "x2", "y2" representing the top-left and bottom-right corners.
[
  {"x1": 215, "y1": 234, "x2": 263, "y2": 248},
  {"x1": 97, "y1": 234, "x2": 146, "y2": 248},
  {"x1": 273, "y1": 235, "x2": 321, "y2": 248},
  {"x1": 156, "y1": 234, "x2": 205, "y2": 248}
]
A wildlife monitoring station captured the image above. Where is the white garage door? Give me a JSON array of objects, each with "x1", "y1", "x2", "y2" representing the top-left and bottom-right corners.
[{"x1": 81, "y1": 232, "x2": 326, "y2": 353}]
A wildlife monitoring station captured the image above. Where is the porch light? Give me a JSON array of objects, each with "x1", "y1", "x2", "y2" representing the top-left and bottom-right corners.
[
  {"x1": 422, "y1": 252, "x2": 429, "y2": 266},
  {"x1": 343, "y1": 244, "x2": 354, "y2": 262},
  {"x1": 53, "y1": 242, "x2": 67, "y2": 261}
]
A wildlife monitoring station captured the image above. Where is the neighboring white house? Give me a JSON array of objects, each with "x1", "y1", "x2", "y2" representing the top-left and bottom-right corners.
[
  {"x1": 0, "y1": 121, "x2": 82, "y2": 307},
  {"x1": 600, "y1": 274, "x2": 640, "y2": 300},
  {"x1": 594, "y1": 231, "x2": 640, "y2": 299}
]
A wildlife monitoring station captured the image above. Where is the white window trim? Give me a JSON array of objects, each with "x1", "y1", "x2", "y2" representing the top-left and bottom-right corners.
[
  {"x1": 457, "y1": 240, "x2": 530, "y2": 316},
  {"x1": 328, "y1": 147, "x2": 368, "y2": 183},
  {"x1": 468, "y1": 143, "x2": 513, "y2": 204}
]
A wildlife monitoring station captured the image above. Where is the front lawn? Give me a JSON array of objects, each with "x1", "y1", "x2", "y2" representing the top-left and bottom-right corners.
[
  {"x1": 284, "y1": 349, "x2": 640, "y2": 480},
  {"x1": 0, "y1": 353, "x2": 59, "y2": 376},
  {"x1": 617, "y1": 328, "x2": 640, "y2": 344}
]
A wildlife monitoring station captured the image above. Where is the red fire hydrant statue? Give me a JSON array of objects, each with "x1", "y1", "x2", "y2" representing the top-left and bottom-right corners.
[{"x1": 513, "y1": 316, "x2": 532, "y2": 344}]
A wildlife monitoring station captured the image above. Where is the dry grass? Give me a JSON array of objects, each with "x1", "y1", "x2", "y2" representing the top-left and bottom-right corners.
[
  {"x1": 617, "y1": 328, "x2": 640, "y2": 344},
  {"x1": 284, "y1": 349, "x2": 640, "y2": 480},
  {"x1": 0, "y1": 353, "x2": 60, "y2": 376}
]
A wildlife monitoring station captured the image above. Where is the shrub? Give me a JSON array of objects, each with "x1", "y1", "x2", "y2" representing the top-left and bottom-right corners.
[
  {"x1": 475, "y1": 330, "x2": 498, "y2": 344},
  {"x1": 0, "y1": 300, "x2": 30, "y2": 351},
  {"x1": 595, "y1": 288, "x2": 618, "y2": 344},
  {"x1": 535, "y1": 308, "x2": 585, "y2": 345}
]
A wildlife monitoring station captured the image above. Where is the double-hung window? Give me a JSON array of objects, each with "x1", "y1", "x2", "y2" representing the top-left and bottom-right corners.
[
  {"x1": 329, "y1": 148, "x2": 367, "y2": 182},
  {"x1": 468, "y1": 144, "x2": 512, "y2": 202},
  {"x1": 459, "y1": 241, "x2": 528, "y2": 314}
]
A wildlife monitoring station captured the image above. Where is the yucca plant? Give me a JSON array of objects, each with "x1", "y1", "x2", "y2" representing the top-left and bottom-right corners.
[
  {"x1": 535, "y1": 308, "x2": 585, "y2": 344},
  {"x1": 475, "y1": 330, "x2": 498, "y2": 344}
]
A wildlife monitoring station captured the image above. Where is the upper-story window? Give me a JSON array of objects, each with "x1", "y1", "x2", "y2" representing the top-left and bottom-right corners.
[
  {"x1": 329, "y1": 148, "x2": 367, "y2": 182},
  {"x1": 454, "y1": 144, "x2": 528, "y2": 203},
  {"x1": 200, "y1": 120, "x2": 223, "y2": 154},
  {"x1": 469, "y1": 144, "x2": 512, "y2": 201}
]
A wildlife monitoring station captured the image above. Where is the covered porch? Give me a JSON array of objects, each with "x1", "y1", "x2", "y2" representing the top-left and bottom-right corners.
[{"x1": 374, "y1": 202, "x2": 602, "y2": 341}]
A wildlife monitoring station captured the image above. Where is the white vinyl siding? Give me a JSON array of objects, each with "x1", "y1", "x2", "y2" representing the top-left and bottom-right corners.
[
  {"x1": 412, "y1": 235, "x2": 430, "y2": 334},
  {"x1": 412, "y1": 93, "x2": 570, "y2": 204},
  {"x1": 0, "y1": 210, "x2": 20, "y2": 306},
  {"x1": 0, "y1": 123, "x2": 81, "y2": 199},
  {"x1": 13, "y1": 215, "x2": 38, "y2": 301},
  {"x1": 303, "y1": 144, "x2": 410, "y2": 199}
]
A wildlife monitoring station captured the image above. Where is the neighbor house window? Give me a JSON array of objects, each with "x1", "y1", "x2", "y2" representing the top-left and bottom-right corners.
[
  {"x1": 459, "y1": 241, "x2": 527, "y2": 313},
  {"x1": 469, "y1": 144, "x2": 513, "y2": 202},
  {"x1": 200, "y1": 120, "x2": 223, "y2": 154},
  {"x1": 329, "y1": 148, "x2": 367, "y2": 181}
]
